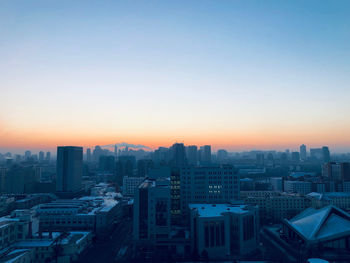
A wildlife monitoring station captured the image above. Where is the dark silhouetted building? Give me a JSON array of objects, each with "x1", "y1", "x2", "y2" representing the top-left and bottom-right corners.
[
  {"x1": 56, "y1": 146, "x2": 83, "y2": 194},
  {"x1": 186, "y1": 145, "x2": 198, "y2": 165}
]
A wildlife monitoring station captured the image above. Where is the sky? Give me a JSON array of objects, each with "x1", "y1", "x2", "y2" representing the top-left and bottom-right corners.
[{"x1": 1, "y1": 0, "x2": 350, "y2": 153}]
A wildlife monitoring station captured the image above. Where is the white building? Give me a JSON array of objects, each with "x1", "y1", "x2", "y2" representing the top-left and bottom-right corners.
[
  {"x1": 189, "y1": 204, "x2": 259, "y2": 260},
  {"x1": 122, "y1": 176, "x2": 145, "y2": 196}
]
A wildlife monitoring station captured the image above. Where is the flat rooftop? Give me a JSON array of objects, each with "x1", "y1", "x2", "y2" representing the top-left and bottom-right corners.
[{"x1": 189, "y1": 204, "x2": 252, "y2": 217}]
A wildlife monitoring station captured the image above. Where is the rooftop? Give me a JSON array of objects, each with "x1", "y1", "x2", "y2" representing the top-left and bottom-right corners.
[
  {"x1": 285, "y1": 205, "x2": 350, "y2": 242},
  {"x1": 189, "y1": 204, "x2": 254, "y2": 217}
]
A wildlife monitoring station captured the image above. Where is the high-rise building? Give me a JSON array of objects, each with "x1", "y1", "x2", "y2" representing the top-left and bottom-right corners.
[
  {"x1": 200, "y1": 145, "x2": 211, "y2": 164},
  {"x1": 38, "y1": 151, "x2": 45, "y2": 163},
  {"x1": 291, "y1": 152, "x2": 300, "y2": 162},
  {"x1": 217, "y1": 149, "x2": 228, "y2": 163},
  {"x1": 322, "y1": 146, "x2": 331, "y2": 162},
  {"x1": 170, "y1": 143, "x2": 187, "y2": 167},
  {"x1": 133, "y1": 178, "x2": 171, "y2": 245},
  {"x1": 56, "y1": 146, "x2": 83, "y2": 193},
  {"x1": 45, "y1": 151, "x2": 51, "y2": 162},
  {"x1": 186, "y1": 145, "x2": 198, "y2": 165},
  {"x1": 24, "y1": 151, "x2": 31, "y2": 160},
  {"x1": 98, "y1": 155, "x2": 115, "y2": 173},
  {"x1": 322, "y1": 162, "x2": 350, "y2": 182},
  {"x1": 114, "y1": 145, "x2": 118, "y2": 157},
  {"x1": 180, "y1": 165, "x2": 239, "y2": 218},
  {"x1": 86, "y1": 148, "x2": 91, "y2": 162},
  {"x1": 300, "y1": 144, "x2": 307, "y2": 160}
]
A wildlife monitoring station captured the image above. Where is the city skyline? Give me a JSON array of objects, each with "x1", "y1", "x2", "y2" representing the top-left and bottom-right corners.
[{"x1": 1, "y1": 1, "x2": 350, "y2": 152}]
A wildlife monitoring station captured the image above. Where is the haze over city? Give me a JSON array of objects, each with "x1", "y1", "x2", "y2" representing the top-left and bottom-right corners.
[{"x1": 1, "y1": 0, "x2": 350, "y2": 153}]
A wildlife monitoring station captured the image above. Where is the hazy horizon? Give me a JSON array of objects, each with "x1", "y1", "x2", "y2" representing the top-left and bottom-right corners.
[{"x1": 1, "y1": 1, "x2": 350, "y2": 153}]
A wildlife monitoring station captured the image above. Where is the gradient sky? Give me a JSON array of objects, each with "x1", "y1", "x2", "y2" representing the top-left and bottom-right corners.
[{"x1": 1, "y1": 0, "x2": 350, "y2": 153}]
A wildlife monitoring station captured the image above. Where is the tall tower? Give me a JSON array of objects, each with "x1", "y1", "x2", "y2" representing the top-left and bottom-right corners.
[
  {"x1": 322, "y1": 146, "x2": 330, "y2": 162},
  {"x1": 171, "y1": 143, "x2": 187, "y2": 167},
  {"x1": 186, "y1": 145, "x2": 198, "y2": 165},
  {"x1": 300, "y1": 144, "x2": 307, "y2": 161},
  {"x1": 200, "y1": 145, "x2": 211, "y2": 164},
  {"x1": 56, "y1": 146, "x2": 83, "y2": 193}
]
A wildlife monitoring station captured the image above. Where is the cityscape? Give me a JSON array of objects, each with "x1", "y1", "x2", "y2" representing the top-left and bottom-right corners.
[
  {"x1": 1, "y1": 1, "x2": 350, "y2": 263},
  {"x1": 2, "y1": 144, "x2": 350, "y2": 262}
]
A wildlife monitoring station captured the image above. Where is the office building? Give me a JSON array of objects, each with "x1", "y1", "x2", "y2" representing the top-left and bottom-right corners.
[
  {"x1": 180, "y1": 166, "x2": 239, "y2": 218},
  {"x1": 133, "y1": 178, "x2": 171, "y2": 246},
  {"x1": 56, "y1": 146, "x2": 83, "y2": 194},
  {"x1": 122, "y1": 176, "x2": 145, "y2": 196},
  {"x1": 189, "y1": 204, "x2": 259, "y2": 260}
]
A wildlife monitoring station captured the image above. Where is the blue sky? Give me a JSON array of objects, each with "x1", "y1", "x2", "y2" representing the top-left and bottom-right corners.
[{"x1": 1, "y1": 0, "x2": 350, "y2": 152}]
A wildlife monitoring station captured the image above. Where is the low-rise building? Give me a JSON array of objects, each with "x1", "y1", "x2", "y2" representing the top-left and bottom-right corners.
[
  {"x1": 189, "y1": 203, "x2": 259, "y2": 260},
  {"x1": 36, "y1": 196, "x2": 121, "y2": 236}
]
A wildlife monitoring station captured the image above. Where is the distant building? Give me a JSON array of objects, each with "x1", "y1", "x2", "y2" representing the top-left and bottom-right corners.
[
  {"x1": 38, "y1": 151, "x2": 45, "y2": 163},
  {"x1": 322, "y1": 146, "x2": 331, "y2": 162},
  {"x1": 137, "y1": 159, "x2": 154, "y2": 177},
  {"x1": 200, "y1": 145, "x2": 211, "y2": 164},
  {"x1": 291, "y1": 152, "x2": 300, "y2": 162},
  {"x1": 322, "y1": 162, "x2": 350, "y2": 182},
  {"x1": 86, "y1": 148, "x2": 91, "y2": 162},
  {"x1": 216, "y1": 149, "x2": 228, "y2": 163},
  {"x1": 171, "y1": 143, "x2": 187, "y2": 167},
  {"x1": 186, "y1": 145, "x2": 198, "y2": 165},
  {"x1": 310, "y1": 148, "x2": 323, "y2": 160},
  {"x1": 56, "y1": 146, "x2": 83, "y2": 194},
  {"x1": 300, "y1": 144, "x2": 307, "y2": 160},
  {"x1": 284, "y1": 180, "x2": 312, "y2": 195},
  {"x1": 45, "y1": 151, "x2": 51, "y2": 162},
  {"x1": 189, "y1": 204, "x2": 259, "y2": 260}
]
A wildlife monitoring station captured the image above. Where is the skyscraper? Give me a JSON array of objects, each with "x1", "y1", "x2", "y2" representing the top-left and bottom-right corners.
[
  {"x1": 300, "y1": 144, "x2": 307, "y2": 161},
  {"x1": 56, "y1": 146, "x2": 83, "y2": 193},
  {"x1": 186, "y1": 145, "x2": 198, "y2": 165},
  {"x1": 200, "y1": 145, "x2": 211, "y2": 164},
  {"x1": 39, "y1": 151, "x2": 45, "y2": 162},
  {"x1": 322, "y1": 146, "x2": 331, "y2": 162},
  {"x1": 45, "y1": 151, "x2": 51, "y2": 162},
  {"x1": 170, "y1": 143, "x2": 187, "y2": 167},
  {"x1": 86, "y1": 148, "x2": 91, "y2": 162}
]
